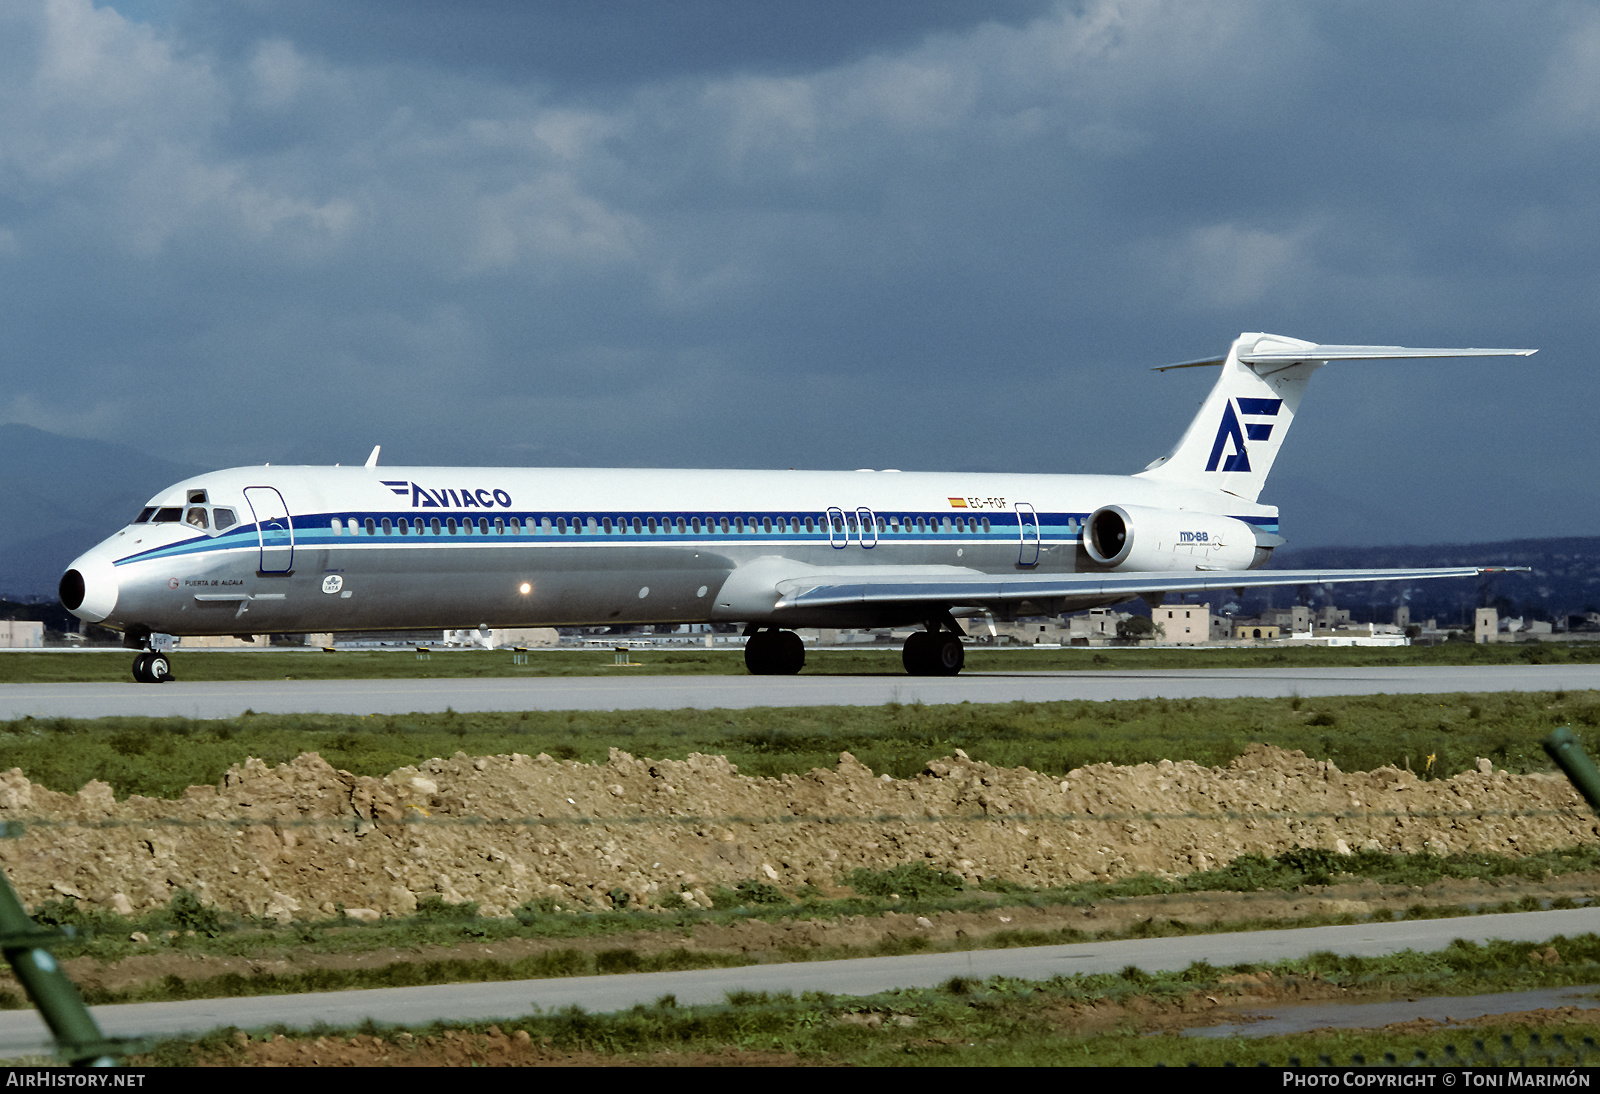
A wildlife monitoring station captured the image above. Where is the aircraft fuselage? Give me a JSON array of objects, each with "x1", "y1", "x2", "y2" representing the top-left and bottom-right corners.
[{"x1": 63, "y1": 464, "x2": 1276, "y2": 640}]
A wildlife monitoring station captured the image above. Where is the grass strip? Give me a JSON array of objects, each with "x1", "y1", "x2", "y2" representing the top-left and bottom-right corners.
[
  {"x1": 131, "y1": 934, "x2": 1600, "y2": 1066},
  {"x1": 2, "y1": 689, "x2": 1599, "y2": 799},
  {"x1": 3, "y1": 639, "x2": 1599, "y2": 684},
  {"x1": 19, "y1": 846, "x2": 1600, "y2": 998}
]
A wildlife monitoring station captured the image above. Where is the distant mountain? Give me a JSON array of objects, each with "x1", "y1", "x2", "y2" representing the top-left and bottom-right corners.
[
  {"x1": 0, "y1": 425, "x2": 203, "y2": 599},
  {"x1": 1249, "y1": 537, "x2": 1600, "y2": 626}
]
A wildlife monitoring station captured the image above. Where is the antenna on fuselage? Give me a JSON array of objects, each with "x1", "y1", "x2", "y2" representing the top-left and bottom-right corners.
[{"x1": 365, "y1": 445, "x2": 381, "y2": 468}]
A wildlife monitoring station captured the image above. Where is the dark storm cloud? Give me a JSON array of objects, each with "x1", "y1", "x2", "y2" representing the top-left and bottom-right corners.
[
  {"x1": 0, "y1": 0, "x2": 1595, "y2": 547},
  {"x1": 136, "y1": 0, "x2": 1059, "y2": 86}
]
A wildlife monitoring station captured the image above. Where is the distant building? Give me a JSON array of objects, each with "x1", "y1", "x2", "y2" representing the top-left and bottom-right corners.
[
  {"x1": 0, "y1": 620, "x2": 42, "y2": 648},
  {"x1": 1153, "y1": 603, "x2": 1211, "y2": 645},
  {"x1": 1475, "y1": 607, "x2": 1499, "y2": 644},
  {"x1": 1260, "y1": 605, "x2": 1312, "y2": 633},
  {"x1": 1317, "y1": 606, "x2": 1352, "y2": 629}
]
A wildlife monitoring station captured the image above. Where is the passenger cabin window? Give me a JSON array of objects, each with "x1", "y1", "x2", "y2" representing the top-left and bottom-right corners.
[
  {"x1": 364, "y1": 518, "x2": 376, "y2": 535},
  {"x1": 381, "y1": 519, "x2": 392, "y2": 535},
  {"x1": 480, "y1": 518, "x2": 490, "y2": 534},
  {"x1": 398, "y1": 518, "x2": 409, "y2": 535},
  {"x1": 556, "y1": 517, "x2": 567, "y2": 533},
  {"x1": 431, "y1": 518, "x2": 442, "y2": 534}
]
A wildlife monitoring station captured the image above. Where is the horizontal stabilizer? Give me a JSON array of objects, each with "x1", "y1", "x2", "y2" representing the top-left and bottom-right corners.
[
  {"x1": 773, "y1": 565, "x2": 1526, "y2": 612},
  {"x1": 1239, "y1": 344, "x2": 1536, "y2": 364}
]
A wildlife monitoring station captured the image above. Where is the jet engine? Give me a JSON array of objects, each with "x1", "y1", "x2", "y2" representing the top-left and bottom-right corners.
[{"x1": 1082, "y1": 504, "x2": 1261, "y2": 571}]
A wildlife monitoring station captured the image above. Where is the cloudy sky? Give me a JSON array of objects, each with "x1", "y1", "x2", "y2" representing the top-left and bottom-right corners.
[{"x1": 2, "y1": 0, "x2": 1595, "y2": 546}]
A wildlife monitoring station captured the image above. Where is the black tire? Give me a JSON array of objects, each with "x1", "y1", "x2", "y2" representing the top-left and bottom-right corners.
[
  {"x1": 931, "y1": 634, "x2": 965, "y2": 676},
  {"x1": 902, "y1": 631, "x2": 937, "y2": 675},
  {"x1": 772, "y1": 630, "x2": 805, "y2": 675},
  {"x1": 131, "y1": 652, "x2": 151, "y2": 684},
  {"x1": 743, "y1": 633, "x2": 775, "y2": 675}
]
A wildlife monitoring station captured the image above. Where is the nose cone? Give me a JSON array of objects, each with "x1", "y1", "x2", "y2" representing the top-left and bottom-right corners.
[{"x1": 59, "y1": 553, "x2": 119, "y2": 624}]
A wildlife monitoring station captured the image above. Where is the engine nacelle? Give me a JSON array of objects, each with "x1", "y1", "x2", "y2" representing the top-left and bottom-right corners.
[{"x1": 1082, "y1": 504, "x2": 1261, "y2": 571}]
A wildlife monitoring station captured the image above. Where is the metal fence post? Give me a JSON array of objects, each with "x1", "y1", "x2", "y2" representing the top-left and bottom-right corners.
[
  {"x1": 0, "y1": 823, "x2": 128, "y2": 1066},
  {"x1": 1544, "y1": 726, "x2": 1600, "y2": 814}
]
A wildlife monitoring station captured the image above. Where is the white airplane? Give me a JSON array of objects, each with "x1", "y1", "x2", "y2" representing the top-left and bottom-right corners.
[{"x1": 60, "y1": 332, "x2": 1533, "y2": 683}]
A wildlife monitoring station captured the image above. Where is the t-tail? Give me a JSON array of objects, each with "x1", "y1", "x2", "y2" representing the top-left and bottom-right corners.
[{"x1": 1134, "y1": 333, "x2": 1535, "y2": 503}]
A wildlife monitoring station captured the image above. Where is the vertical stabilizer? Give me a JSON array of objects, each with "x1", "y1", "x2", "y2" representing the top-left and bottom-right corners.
[
  {"x1": 1136, "y1": 333, "x2": 1318, "y2": 502},
  {"x1": 1135, "y1": 333, "x2": 1534, "y2": 503}
]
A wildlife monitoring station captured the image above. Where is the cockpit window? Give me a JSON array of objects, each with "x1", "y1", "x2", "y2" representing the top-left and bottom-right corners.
[
  {"x1": 213, "y1": 508, "x2": 237, "y2": 531},
  {"x1": 153, "y1": 507, "x2": 182, "y2": 523},
  {"x1": 135, "y1": 507, "x2": 156, "y2": 524},
  {"x1": 185, "y1": 508, "x2": 209, "y2": 530},
  {"x1": 187, "y1": 490, "x2": 208, "y2": 505}
]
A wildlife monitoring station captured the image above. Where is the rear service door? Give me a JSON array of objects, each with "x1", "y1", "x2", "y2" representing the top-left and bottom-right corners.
[
  {"x1": 1016, "y1": 502, "x2": 1040, "y2": 567},
  {"x1": 244, "y1": 486, "x2": 295, "y2": 574}
]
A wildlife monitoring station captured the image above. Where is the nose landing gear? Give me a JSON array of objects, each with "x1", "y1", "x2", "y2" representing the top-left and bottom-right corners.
[
  {"x1": 127, "y1": 633, "x2": 176, "y2": 684},
  {"x1": 132, "y1": 651, "x2": 173, "y2": 684}
]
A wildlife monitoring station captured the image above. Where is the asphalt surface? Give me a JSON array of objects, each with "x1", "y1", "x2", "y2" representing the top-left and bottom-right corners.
[
  {"x1": 2, "y1": 907, "x2": 1597, "y2": 1059},
  {"x1": 1, "y1": 664, "x2": 1598, "y2": 719}
]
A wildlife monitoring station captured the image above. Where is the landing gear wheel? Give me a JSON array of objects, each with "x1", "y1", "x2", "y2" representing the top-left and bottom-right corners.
[
  {"x1": 771, "y1": 630, "x2": 805, "y2": 675},
  {"x1": 930, "y1": 633, "x2": 964, "y2": 676},
  {"x1": 131, "y1": 652, "x2": 174, "y2": 684},
  {"x1": 902, "y1": 631, "x2": 936, "y2": 675},
  {"x1": 902, "y1": 632, "x2": 964, "y2": 676},
  {"x1": 743, "y1": 630, "x2": 806, "y2": 675},
  {"x1": 744, "y1": 633, "x2": 775, "y2": 674}
]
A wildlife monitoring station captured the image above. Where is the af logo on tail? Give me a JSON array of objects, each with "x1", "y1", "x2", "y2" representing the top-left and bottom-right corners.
[{"x1": 1205, "y1": 398, "x2": 1282, "y2": 473}]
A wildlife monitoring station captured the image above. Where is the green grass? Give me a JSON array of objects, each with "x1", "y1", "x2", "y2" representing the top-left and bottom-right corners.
[
  {"x1": 134, "y1": 936, "x2": 1600, "y2": 1066},
  {"x1": 0, "y1": 688, "x2": 1596, "y2": 799},
  {"x1": 5, "y1": 638, "x2": 1600, "y2": 683},
  {"x1": 25, "y1": 845, "x2": 1600, "y2": 989}
]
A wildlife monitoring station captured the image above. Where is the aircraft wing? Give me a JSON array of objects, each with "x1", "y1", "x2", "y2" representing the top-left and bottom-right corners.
[{"x1": 772, "y1": 566, "x2": 1523, "y2": 611}]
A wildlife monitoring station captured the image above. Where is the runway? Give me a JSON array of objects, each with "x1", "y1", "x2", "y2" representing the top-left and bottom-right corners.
[{"x1": 0, "y1": 664, "x2": 1597, "y2": 719}]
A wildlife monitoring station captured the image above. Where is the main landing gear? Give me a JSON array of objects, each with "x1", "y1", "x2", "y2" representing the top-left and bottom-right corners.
[
  {"x1": 128, "y1": 633, "x2": 175, "y2": 684},
  {"x1": 743, "y1": 627, "x2": 806, "y2": 675},
  {"x1": 902, "y1": 616, "x2": 966, "y2": 676}
]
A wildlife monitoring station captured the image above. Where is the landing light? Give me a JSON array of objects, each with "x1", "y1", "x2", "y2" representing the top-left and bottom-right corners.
[{"x1": 519, "y1": 582, "x2": 531, "y2": 595}]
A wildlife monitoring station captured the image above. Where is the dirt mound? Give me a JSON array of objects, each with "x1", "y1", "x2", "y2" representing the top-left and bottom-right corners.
[{"x1": 0, "y1": 745, "x2": 1587, "y2": 921}]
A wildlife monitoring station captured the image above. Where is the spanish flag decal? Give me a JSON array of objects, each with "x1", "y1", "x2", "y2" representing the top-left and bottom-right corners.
[{"x1": 948, "y1": 497, "x2": 968, "y2": 508}]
